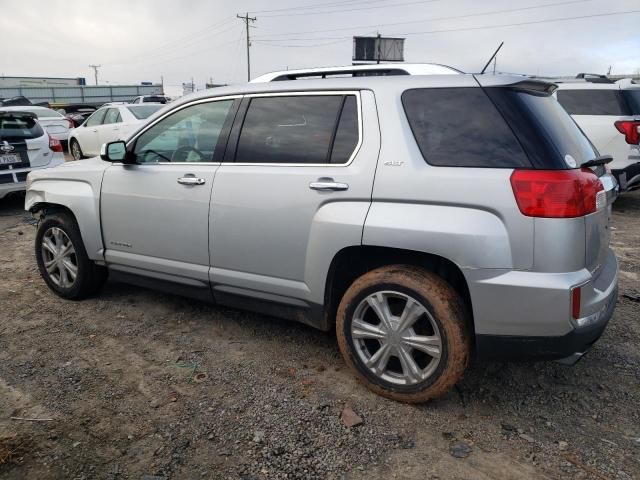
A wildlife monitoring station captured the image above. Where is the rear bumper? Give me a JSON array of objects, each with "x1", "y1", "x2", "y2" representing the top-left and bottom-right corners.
[
  {"x1": 613, "y1": 161, "x2": 640, "y2": 191},
  {"x1": 469, "y1": 249, "x2": 618, "y2": 361}
]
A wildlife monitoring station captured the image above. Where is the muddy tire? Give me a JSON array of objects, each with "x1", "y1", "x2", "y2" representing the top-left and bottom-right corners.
[
  {"x1": 336, "y1": 265, "x2": 471, "y2": 403},
  {"x1": 70, "y1": 138, "x2": 84, "y2": 161},
  {"x1": 35, "y1": 213, "x2": 107, "y2": 300}
]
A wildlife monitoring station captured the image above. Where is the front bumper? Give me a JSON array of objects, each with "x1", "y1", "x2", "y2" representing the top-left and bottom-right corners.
[
  {"x1": 470, "y1": 249, "x2": 619, "y2": 362},
  {"x1": 0, "y1": 180, "x2": 27, "y2": 200}
]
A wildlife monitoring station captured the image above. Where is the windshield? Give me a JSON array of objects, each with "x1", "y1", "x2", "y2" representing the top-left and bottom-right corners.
[
  {"x1": 21, "y1": 108, "x2": 63, "y2": 118},
  {"x1": 0, "y1": 113, "x2": 45, "y2": 140},
  {"x1": 127, "y1": 105, "x2": 162, "y2": 120},
  {"x1": 623, "y1": 90, "x2": 640, "y2": 115}
]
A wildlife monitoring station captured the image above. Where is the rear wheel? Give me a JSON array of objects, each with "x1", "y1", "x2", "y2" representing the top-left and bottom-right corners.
[
  {"x1": 70, "y1": 138, "x2": 84, "y2": 161},
  {"x1": 35, "y1": 213, "x2": 107, "y2": 299},
  {"x1": 336, "y1": 265, "x2": 471, "y2": 403}
]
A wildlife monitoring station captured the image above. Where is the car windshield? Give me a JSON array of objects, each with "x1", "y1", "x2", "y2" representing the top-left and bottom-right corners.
[
  {"x1": 20, "y1": 108, "x2": 63, "y2": 118},
  {"x1": 622, "y1": 89, "x2": 640, "y2": 114},
  {"x1": 127, "y1": 105, "x2": 163, "y2": 120}
]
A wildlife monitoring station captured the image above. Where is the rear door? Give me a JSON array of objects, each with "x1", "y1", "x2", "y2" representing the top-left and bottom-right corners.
[
  {"x1": 79, "y1": 108, "x2": 107, "y2": 156},
  {"x1": 98, "y1": 108, "x2": 123, "y2": 146},
  {"x1": 209, "y1": 91, "x2": 378, "y2": 305}
]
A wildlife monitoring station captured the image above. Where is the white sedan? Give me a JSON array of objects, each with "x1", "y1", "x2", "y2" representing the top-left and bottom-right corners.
[
  {"x1": 0, "y1": 105, "x2": 72, "y2": 148},
  {"x1": 68, "y1": 104, "x2": 163, "y2": 160}
]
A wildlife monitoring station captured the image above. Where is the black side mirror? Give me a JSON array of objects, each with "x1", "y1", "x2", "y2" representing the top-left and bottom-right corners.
[{"x1": 100, "y1": 141, "x2": 132, "y2": 163}]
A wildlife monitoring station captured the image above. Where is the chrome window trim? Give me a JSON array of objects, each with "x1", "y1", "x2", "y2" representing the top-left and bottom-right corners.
[
  {"x1": 229, "y1": 90, "x2": 363, "y2": 168},
  {"x1": 124, "y1": 95, "x2": 242, "y2": 166}
]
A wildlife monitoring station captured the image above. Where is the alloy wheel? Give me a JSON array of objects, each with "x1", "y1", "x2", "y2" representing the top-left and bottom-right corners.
[
  {"x1": 41, "y1": 227, "x2": 78, "y2": 288},
  {"x1": 351, "y1": 291, "x2": 442, "y2": 386}
]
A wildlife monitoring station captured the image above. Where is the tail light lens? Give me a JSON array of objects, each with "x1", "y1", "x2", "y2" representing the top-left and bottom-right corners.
[
  {"x1": 571, "y1": 285, "x2": 581, "y2": 319},
  {"x1": 614, "y1": 120, "x2": 640, "y2": 145},
  {"x1": 49, "y1": 135, "x2": 63, "y2": 153},
  {"x1": 510, "y1": 168, "x2": 604, "y2": 218}
]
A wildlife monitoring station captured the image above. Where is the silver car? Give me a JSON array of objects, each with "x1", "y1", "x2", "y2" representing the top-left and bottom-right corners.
[{"x1": 25, "y1": 74, "x2": 619, "y2": 403}]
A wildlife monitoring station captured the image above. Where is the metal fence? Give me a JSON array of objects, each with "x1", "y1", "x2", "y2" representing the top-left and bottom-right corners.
[{"x1": 0, "y1": 84, "x2": 163, "y2": 105}]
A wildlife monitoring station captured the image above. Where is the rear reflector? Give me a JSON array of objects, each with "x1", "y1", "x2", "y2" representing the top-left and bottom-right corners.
[
  {"x1": 614, "y1": 120, "x2": 640, "y2": 145},
  {"x1": 49, "y1": 135, "x2": 63, "y2": 153},
  {"x1": 510, "y1": 168, "x2": 604, "y2": 218},
  {"x1": 571, "y1": 286, "x2": 581, "y2": 320}
]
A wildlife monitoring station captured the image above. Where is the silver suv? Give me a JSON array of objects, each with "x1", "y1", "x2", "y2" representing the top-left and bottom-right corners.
[{"x1": 25, "y1": 74, "x2": 619, "y2": 403}]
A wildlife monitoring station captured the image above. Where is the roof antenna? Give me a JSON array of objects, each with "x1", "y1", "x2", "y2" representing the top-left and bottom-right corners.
[{"x1": 480, "y1": 42, "x2": 504, "y2": 74}]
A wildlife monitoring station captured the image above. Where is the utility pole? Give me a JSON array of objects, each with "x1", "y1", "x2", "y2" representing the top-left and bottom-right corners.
[
  {"x1": 237, "y1": 13, "x2": 257, "y2": 81},
  {"x1": 160, "y1": 75, "x2": 164, "y2": 94},
  {"x1": 88, "y1": 64, "x2": 101, "y2": 85},
  {"x1": 376, "y1": 32, "x2": 381, "y2": 64}
]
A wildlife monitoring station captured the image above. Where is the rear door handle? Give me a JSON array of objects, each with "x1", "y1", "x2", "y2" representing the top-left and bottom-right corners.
[
  {"x1": 177, "y1": 176, "x2": 206, "y2": 185},
  {"x1": 309, "y1": 181, "x2": 349, "y2": 191}
]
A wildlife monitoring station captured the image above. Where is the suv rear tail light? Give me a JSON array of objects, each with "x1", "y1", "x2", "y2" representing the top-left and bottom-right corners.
[
  {"x1": 614, "y1": 120, "x2": 640, "y2": 145},
  {"x1": 510, "y1": 168, "x2": 604, "y2": 218},
  {"x1": 571, "y1": 285, "x2": 581, "y2": 320},
  {"x1": 49, "y1": 135, "x2": 63, "y2": 153}
]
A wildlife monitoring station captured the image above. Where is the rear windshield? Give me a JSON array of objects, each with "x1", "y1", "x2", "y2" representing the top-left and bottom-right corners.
[
  {"x1": 0, "y1": 114, "x2": 44, "y2": 140},
  {"x1": 127, "y1": 105, "x2": 162, "y2": 119},
  {"x1": 556, "y1": 89, "x2": 636, "y2": 116},
  {"x1": 143, "y1": 96, "x2": 167, "y2": 104},
  {"x1": 622, "y1": 90, "x2": 640, "y2": 114}
]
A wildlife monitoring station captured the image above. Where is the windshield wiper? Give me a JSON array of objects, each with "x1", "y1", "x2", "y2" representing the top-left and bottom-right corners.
[{"x1": 582, "y1": 155, "x2": 613, "y2": 168}]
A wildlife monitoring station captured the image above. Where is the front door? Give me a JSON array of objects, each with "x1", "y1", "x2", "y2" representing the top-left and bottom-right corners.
[
  {"x1": 100, "y1": 98, "x2": 236, "y2": 288},
  {"x1": 210, "y1": 91, "x2": 379, "y2": 306}
]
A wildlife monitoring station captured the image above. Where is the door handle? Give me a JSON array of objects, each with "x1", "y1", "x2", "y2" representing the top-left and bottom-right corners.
[
  {"x1": 177, "y1": 176, "x2": 206, "y2": 185},
  {"x1": 309, "y1": 181, "x2": 349, "y2": 191}
]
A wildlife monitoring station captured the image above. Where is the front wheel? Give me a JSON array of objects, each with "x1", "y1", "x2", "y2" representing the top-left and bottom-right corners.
[
  {"x1": 336, "y1": 265, "x2": 471, "y2": 403},
  {"x1": 35, "y1": 213, "x2": 107, "y2": 299},
  {"x1": 70, "y1": 138, "x2": 84, "y2": 161}
]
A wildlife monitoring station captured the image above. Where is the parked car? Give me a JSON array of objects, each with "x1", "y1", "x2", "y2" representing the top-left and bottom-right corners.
[
  {"x1": 55, "y1": 105, "x2": 98, "y2": 128},
  {"x1": 68, "y1": 104, "x2": 163, "y2": 160},
  {"x1": 0, "y1": 95, "x2": 33, "y2": 107},
  {"x1": 130, "y1": 95, "x2": 170, "y2": 104},
  {"x1": 0, "y1": 111, "x2": 64, "y2": 199},
  {"x1": 0, "y1": 106, "x2": 72, "y2": 150},
  {"x1": 553, "y1": 75, "x2": 640, "y2": 191},
  {"x1": 25, "y1": 75, "x2": 618, "y2": 402},
  {"x1": 251, "y1": 63, "x2": 462, "y2": 82}
]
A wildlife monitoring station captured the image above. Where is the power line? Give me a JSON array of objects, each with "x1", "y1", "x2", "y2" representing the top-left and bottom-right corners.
[
  {"x1": 237, "y1": 13, "x2": 257, "y2": 81},
  {"x1": 249, "y1": 0, "x2": 395, "y2": 14},
  {"x1": 252, "y1": 0, "x2": 591, "y2": 39},
  {"x1": 252, "y1": 9, "x2": 640, "y2": 47},
  {"x1": 259, "y1": 0, "x2": 442, "y2": 17}
]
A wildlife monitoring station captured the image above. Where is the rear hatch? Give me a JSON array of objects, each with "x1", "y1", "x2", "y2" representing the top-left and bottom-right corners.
[
  {"x1": 478, "y1": 78, "x2": 616, "y2": 275},
  {"x1": 0, "y1": 112, "x2": 51, "y2": 176}
]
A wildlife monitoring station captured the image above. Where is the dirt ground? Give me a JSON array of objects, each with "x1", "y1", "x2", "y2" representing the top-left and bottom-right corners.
[{"x1": 0, "y1": 190, "x2": 638, "y2": 480}]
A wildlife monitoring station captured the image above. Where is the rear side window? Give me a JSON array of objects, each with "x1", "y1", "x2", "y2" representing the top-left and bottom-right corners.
[
  {"x1": 103, "y1": 108, "x2": 122, "y2": 124},
  {"x1": 622, "y1": 90, "x2": 640, "y2": 114},
  {"x1": 235, "y1": 94, "x2": 359, "y2": 164},
  {"x1": 556, "y1": 89, "x2": 630, "y2": 116},
  {"x1": 0, "y1": 114, "x2": 44, "y2": 140},
  {"x1": 85, "y1": 109, "x2": 107, "y2": 126},
  {"x1": 402, "y1": 88, "x2": 529, "y2": 168}
]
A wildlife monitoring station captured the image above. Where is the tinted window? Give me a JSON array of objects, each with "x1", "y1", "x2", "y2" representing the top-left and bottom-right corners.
[
  {"x1": 235, "y1": 95, "x2": 344, "y2": 164},
  {"x1": 85, "y1": 109, "x2": 107, "y2": 127},
  {"x1": 556, "y1": 89, "x2": 629, "y2": 116},
  {"x1": 330, "y1": 96, "x2": 359, "y2": 163},
  {"x1": 0, "y1": 113, "x2": 44, "y2": 140},
  {"x1": 622, "y1": 90, "x2": 640, "y2": 114},
  {"x1": 486, "y1": 88, "x2": 597, "y2": 168},
  {"x1": 402, "y1": 88, "x2": 529, "y2": 168},
  {"x1": 127, "y1": 105, "x2": 162, "y2": 120},
  {"x1": 103, "y1": 108, "x2": 122, "y2": 125},
  {"x1": 134, "y1": 100, "x2": 232, "y2": 163}
]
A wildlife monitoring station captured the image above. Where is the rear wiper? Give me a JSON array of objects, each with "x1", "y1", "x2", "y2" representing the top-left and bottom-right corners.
[{"x1": 582, "y1": 155, "x2": 613, "y2": 168}]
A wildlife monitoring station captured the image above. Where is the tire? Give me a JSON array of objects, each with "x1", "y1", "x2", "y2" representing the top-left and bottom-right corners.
[
  {"x1": 35, "y1": 213, "x2": 107, "y2": 300},
  {"x1": 70, "y1": 138, "x2": 84, "y2": 161},
  {"x1": 336, "y1": 265, "x2": 471, "y2": 403}
]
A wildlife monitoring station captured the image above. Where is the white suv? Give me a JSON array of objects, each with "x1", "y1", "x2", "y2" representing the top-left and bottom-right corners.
[{"x1": 553, "y1": 75, "x2": 640, "y2": 191}]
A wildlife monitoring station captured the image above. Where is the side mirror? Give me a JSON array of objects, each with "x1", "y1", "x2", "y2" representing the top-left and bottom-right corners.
[{"x1": 100, "y1": 141, "x2": 130, "y2": 163}]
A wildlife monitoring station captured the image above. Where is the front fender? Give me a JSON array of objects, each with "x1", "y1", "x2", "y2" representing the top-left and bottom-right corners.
[{"x1": 26, "y1": 179, "x2": 103, "y2": 260}]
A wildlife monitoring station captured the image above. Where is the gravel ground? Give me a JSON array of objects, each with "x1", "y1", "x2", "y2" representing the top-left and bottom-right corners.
[{"x1": 0, "y1": 190, "x2": 638, "y2": 480}]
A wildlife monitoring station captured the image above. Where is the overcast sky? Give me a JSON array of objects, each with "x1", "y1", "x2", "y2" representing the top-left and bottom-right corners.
[{"x1": 1, "y1": 0, "x2": 639, "y2": 96}]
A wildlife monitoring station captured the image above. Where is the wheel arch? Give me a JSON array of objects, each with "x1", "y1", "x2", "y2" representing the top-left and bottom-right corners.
[{"x1": 324, "y1": 245, "x2": 474, "y2": 336}]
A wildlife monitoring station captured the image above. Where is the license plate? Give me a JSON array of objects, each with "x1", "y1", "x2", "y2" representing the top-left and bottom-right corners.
[{"x1": 0, "y1": 154, "x2": 20, "y2": 165}]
